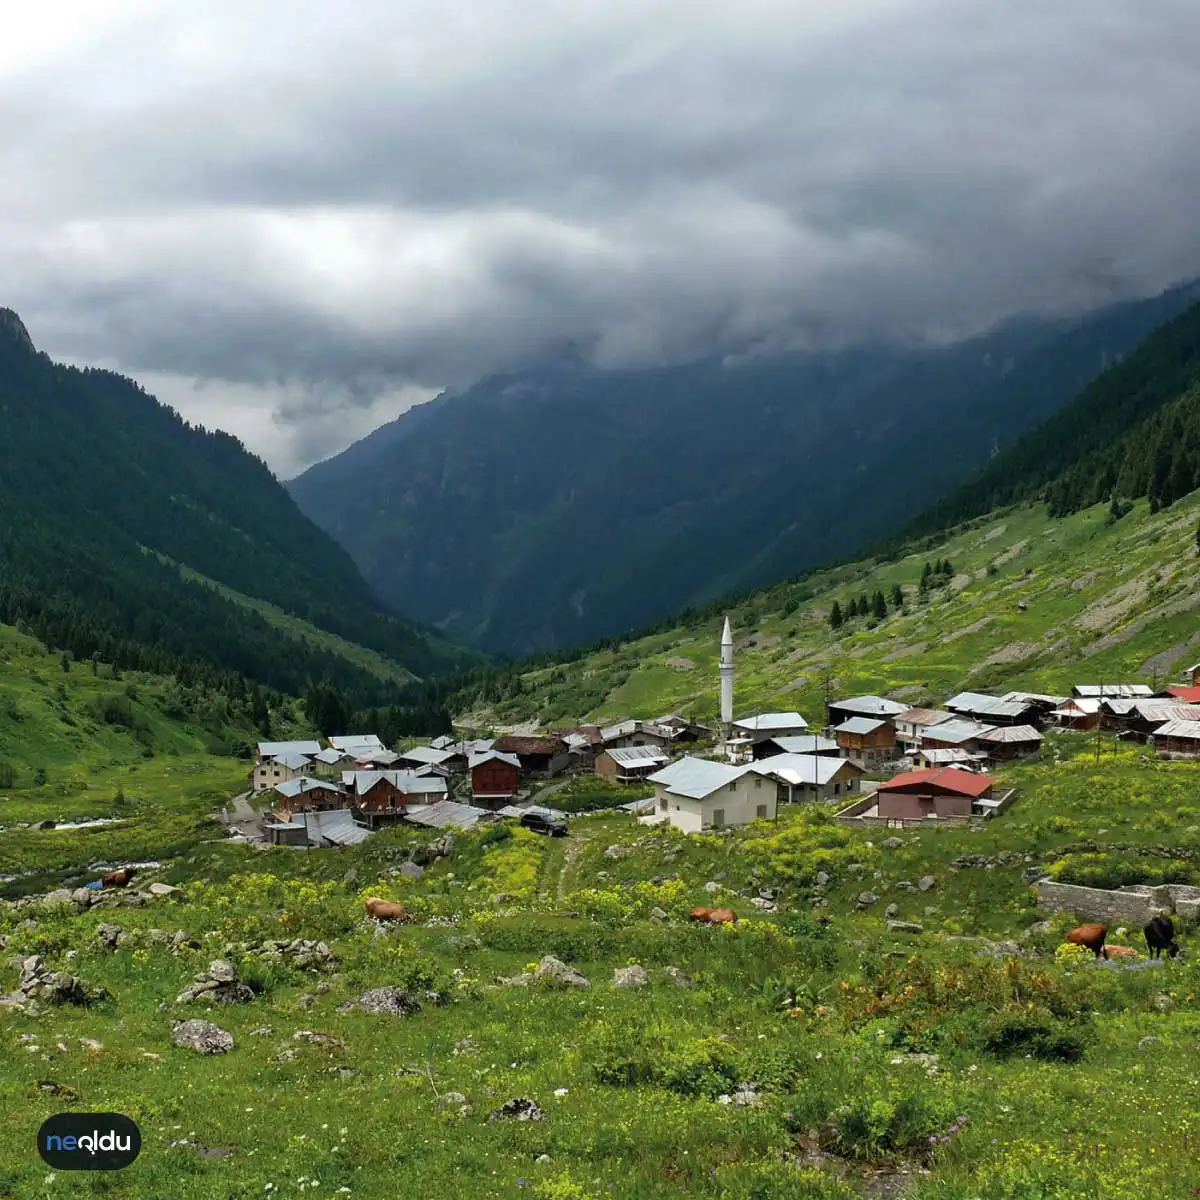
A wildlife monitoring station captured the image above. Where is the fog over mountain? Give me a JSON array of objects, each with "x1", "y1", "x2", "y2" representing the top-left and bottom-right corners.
[{"x1": 5, "y1": 1, "x2": 1200, "y2": 475}]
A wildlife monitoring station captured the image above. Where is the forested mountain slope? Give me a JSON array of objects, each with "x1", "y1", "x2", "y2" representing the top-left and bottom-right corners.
[
  {"x1": 0, "y1": 310, "x2": 479, "y2": 705},
  {"x1": 290, "y1": 282, "x2": 1200, "y2": 656}
]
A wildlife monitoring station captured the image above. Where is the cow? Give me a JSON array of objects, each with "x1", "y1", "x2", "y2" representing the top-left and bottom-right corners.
[
  {"x1": 688, "y1": 906, "x2": 737, "y2": 926},
  {"x1": 1065, "y1": 923, "x2": 1107, "y2": 958},
  {"x1": 1102, "y1": 944, "x2": 1138, "y2": 960},
  {"x1": 101, "y1": 868, "x2": 135, "y2": 888},
  {"x1": 364, "y1": 897, "x2": 414, "y2": 923},
  {"x1": 1144, "y1": 915, "x2": 1181, "y2": 960}
]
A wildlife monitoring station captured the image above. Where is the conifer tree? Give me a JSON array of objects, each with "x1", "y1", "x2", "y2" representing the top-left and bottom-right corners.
[
  {"x1": 871, "y1": 590, "x2": 887, "y2": 620},
  {"x1": 829, "y1": 600, "x2": 843, "y2": 629},
  {"x1": 890, "y1": 583, "x2": 904, "y2": 609}
]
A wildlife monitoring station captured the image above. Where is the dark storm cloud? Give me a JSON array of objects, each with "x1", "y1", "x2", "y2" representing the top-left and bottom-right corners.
[{"x1": 4, "y1": 0, "x2": 1200, "y2": 475}]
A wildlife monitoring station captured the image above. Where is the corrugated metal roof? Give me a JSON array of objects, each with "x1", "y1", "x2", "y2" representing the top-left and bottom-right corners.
[
  {"x1": 897, "y1": 708, "x2": 955, "y2": 727},
  {"x1": 273, "y1": 776, "x2": 344, "y2": 798},
  {"x1": 1152, "y1": 719, "x2": 1200, "y2": 739},
  {"x1": 308, "y1": 809, "x2": 373, "y2": 846},
  {"x1": 976, "y1": 724, "x2": 1043, "y2": 743},
  {"x1": 430, "y1": 735, "x2": 455, "y2": 750},
  {"x1": 399, "y1": 745, "x2": 458, "y2": 765},
  {"x1": 829, "y1": 696, "x2": 907, "y2": 717},
  {"x1": 274, "y1": 751, "x2": 313, "y2": 770},
  {"x1": 495, "y1": 803, "x2": 567, "y2": 820},
  {"x1": 258, "y1": 740, "x2": 322, "y2": 759},
  {"x1": 1166, "y1": 686, "x2": 1200, "y2": 703},
  {"x1": 468, "y1": 749, "x2": 520, "y2": 769},
  {"x1": 1000, "y1": 691, "x2": 1068, "y2": 706},
  {"x1": 313, "y1": 747, "x2": 350, "y2": 764},
  {"x1": 833, "y1": 717, "x2": 888, "y2": 735},
  {"x1": 342, "y1": 770, "x2": 447, "y2": 796},
  {"x1": 750, "y1": 753, "x2": 862, "y2": 787},
  {"x1": 604, "y1": 746, "x2": 669, "y2": 766},
  {"x1": 600, "y1": 720, "x2": 640, "y2": 741},
  {"x1": 621, "y1": 796, "x2": 658, "y2": 814},
  {"x1": 879, "y1": 767, "x2": 995, "y2": 797},
  {"x1": 1132, "y1": 702, "x2": 1200, "y2": 722},
  {"x1": 1072, "y1": 684, "x2": 1154, "y2": 698},
  {"x1": 648, "y1": 756, "x2": 749, "y2": 799},
  {"x1": 731, "y1": 712, "x2": 809, "y2": 732},
  {"x1": 329, "y1": 734, "x2": 386, "y2": 753},
  {"x1": 404, "y1": 800, "x2": 495, "y2": 830},
  {"x1": 494, "y1": 735, "x2": 568, "y2": 756},
  {"x1": 919, "y1": 748, "x2": 979, "y2": 764},
  {"x1": 1099, "y1": 698, "x2": 1141, "y2": 714},
  {"x1": 945, "y1": 691, "x2": 1030, "y2": 719},
  {"x1": 920, "y1": 719, "x2": 994, "y2": 744},
  {"x1": 1054, "y1": 699, "x2": 1101, "y2": 715},
  {"x1": 769, "y1": 734, "x2": 839, "y2": 754}
]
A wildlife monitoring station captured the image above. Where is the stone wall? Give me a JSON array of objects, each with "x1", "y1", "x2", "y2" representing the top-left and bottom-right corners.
[{"x1": 1035, "y1": 879, "x2": 1200, "y2": 924}]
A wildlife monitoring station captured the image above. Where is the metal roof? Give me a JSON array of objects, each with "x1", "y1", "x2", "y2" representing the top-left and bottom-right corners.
[
  {"x1": 731, "y1": 712, "x2": 809, "y2": 732},
  {"x1": 833, "y1": 717, "x2": 889, "y2": 735},
  {"x1": 920, "y1": 719, "x2": 994, "y2": 744},
  {"x1": 258, "y1": 740, "x2": 322, "y2": 759},
  {"x1": 829, "y1": 696, "x2": 907, "y2": 717},
  {"x1": 1054, "y1": 699, "x2": 1101, "y2": 715},
  {"x1": 621, "y1": 796, "x2": 658, "y2": 815},
  {"x1": 750, "y1": 753, "x2": 862, "y2": 787},
  {"x1": 1166, "y1": 686, "x2": 1200, "y2": 703},
  {"x1": 1072, "y1": 684, "x2": 1154, "y2": 698},
  {"x1": 495, "y1": 803, "x2": 567, "y2": 820},
  {"x1": 896, "y1": 708, "x2": 955, "y2": 727},
  {"x1": 468, "y1": 749, "x2": 520, "y2": 769},
  {"x1": 399, "y1": 745, "x2": 458, "y2": 765},
  {"x1": 1152, "y1": 719, "x2": 1200, "y2": 740},
  {"x1": 1132, "y1": 702, "x2": 1200, "y2": 722},
  {"x1": 769, "y1": 734, "x2": 839, "y2": 754},
  {"x1": 430, "y1": 735, "x2": 455, "y2": 750},
  {"x1": 976, "y1": 724, "x2": 1043, "y2": 743},
  {"x1": 404, "y1": 800, "x2": 495, "y2": 830},
  {"x1": 603, "y1": 746, "x2": 669, "y2": 766},
  {"x1": 918, "y1": 748, "x2": 980, "y2": 764},
  {"x1": 648, "y1": 756, "x2": 749, "y2": 799},
  {"x1": 878, "y1": 767, "x2": 995, "y2": 798},
  {"x1": 1099, "y1": 698, "x2": 1142, "y2": 715},
  {"x1": 342, "y1": 770, "x2": 447, "y2": 796},
  {"x1": 329, "y1": 734, "x2": 386, "y2": 753},
  {"x1": 274, "y1": 751, "x2": 313, "y2": 770},
  {"x1": 313, "y1": 747, "x2": 351, "y2": 764},
  {"x1": 273, "y1": 776, "x2": 344, "y2": 798},
  {"x1": 945, "y1": 692, "x2": 1030, "y2": 719},
  {"x1": 600, "y1": 720, "x2": 640, "y2": 741},
  {"x1": 1000, "y1": 691, "x2": 1068, "y2": 706}
]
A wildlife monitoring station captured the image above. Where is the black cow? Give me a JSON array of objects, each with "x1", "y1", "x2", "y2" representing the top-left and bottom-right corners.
[{"x1": 1144, "y1": 915, "x2": 1180, "y2": 960}]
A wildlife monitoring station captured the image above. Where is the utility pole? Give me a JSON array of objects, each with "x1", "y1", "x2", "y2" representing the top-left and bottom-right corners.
[{"x1": 1094, "y1": 683, "x2": 1103, "y2": 765}]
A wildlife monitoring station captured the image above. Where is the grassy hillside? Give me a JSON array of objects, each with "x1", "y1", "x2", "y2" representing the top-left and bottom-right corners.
[
  {"x1": 453, "y1": 491, "x2": 1200, "y2": 727},
  {"x1": 2, "y1": 728, "x2": 1199, "y2": 1197}
]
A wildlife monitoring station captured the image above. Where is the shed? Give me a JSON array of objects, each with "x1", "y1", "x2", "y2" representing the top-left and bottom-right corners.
[
  {"x1": 875, "y1": 767, "x2": 995, "y2": 820},
  {"x1": 1052, "y1": 698, "x2": 1101, "y2": 731},
  {"x1": 403, "y1": 800, "x2": 496, "y2": 831},
  {"x1": 595, "y1": 745, "x2": 670, "y2": 782},
  {"x1": 1152, "y1": 719, "x2": 1200, "y2": 757}
]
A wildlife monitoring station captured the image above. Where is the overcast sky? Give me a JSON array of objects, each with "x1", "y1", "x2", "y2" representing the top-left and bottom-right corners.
[{"x1": 5, "y1": 0, "x2": 1200, "y2": 477}]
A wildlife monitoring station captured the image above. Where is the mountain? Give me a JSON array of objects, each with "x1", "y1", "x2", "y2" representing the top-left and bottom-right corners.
[
  {"x1": 289, "y1": 282, "x2": 1200, "y2": 658},
  {"x1": 0, "y1": 310, "x2": 481, "y2": 706}
]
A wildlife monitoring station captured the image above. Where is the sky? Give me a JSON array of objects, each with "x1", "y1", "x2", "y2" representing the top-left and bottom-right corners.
[{"x1": 4, "y1": 0, "x2": 1200, "y2": 478}]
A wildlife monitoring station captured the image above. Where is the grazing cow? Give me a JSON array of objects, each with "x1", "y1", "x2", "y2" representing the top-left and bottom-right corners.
[
  {"x1": 101, "y1": 868, "x2": 135, "y2": 888},
  {"x1": 364, "y1": 897, "x2": 414, "y2": 923},
  {"x1": 1066, "y1": 923, "x2": 1107, "y2": 958},
  {"x1": 1102, "y1": 945, "x2": 1138, "y2": 960},
  {"x1": 1144, "y1": 915, "x2": 1181, "y2": 960},
  {"x1": 688, "y1": 906, "x2": 737, "y2": 926}
]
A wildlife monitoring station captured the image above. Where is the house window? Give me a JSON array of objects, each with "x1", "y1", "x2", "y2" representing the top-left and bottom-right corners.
[
  {"x1": 727, "y1": 781, "x2": 736, "y2": 792},
  {"x1": 754, "y1": 776, "x2": 762, "y2": 788},
  {"x1": 712, "y1": 809, "x2": 725, "y2": 826},
  {"x1": 834, "y1": 782, "x2": 840, "y2": 795},
  {"x1": 659, "y1": 796, "x2": 667, "y2": 812},
  {"x1": 755, "y1": 804, "x2": 768, "y2": 819}
]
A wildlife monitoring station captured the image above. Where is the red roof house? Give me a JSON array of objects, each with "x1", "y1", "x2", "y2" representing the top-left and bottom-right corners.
[
  {"x1": 875, "y1": 767, "x2": 995, "y2": 820},
  {"x1": 1166, "y1": 686, "x2": 1200, "y2": 704}
]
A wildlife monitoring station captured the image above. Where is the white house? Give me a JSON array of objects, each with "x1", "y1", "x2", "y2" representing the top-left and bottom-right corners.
[
  {"x1": 748, "y1": 753, "x2": 864, "y2": 802},
  {"x1": 727, "y1": 712, "x2": 810, "y2": 761},
  {"x1": 253, "y1": 748, "x2": 318, "y2": 792},
  {"x1": 647, "y1": 756, "x2": 776, "y2": 832}
]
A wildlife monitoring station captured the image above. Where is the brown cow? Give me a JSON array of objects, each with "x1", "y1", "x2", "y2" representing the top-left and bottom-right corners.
[
  {"x1": 1066, "y1": 923, "x2": 1107, "y2": 958},
  {"x1": 1102, "y1": 945, "x2": 1138, "y2": 960},
  {"x1": 364, "y1": 897, "x2": 414, "y2": 923},
  {"x1": 101, "y1": 868, "x2": 135, "y2": 888},
  {"x1": 688, "y1": 906, "x2": 737, "y2": 926}
]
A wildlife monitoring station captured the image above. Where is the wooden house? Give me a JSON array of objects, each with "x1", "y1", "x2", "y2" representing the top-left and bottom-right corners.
[
  {"x1": 1153, "y1": 719, "x2": 1200, "y2": 757},
  {"x1": 492, "y1": 735, "x2": 570, "y2": 777},
  {"x1": 270, "y1": 776, "x2": 347, "y2": 819},
  {"x1": 894, "y1": 707, "x2": 955, "y2": 750},
  {"x1": 918, "y1": 718, "x2": 994, "y2": 752},
  {"x1": 345, "y1": 770, "x2": 448, "y2": 826},
  {"x1": 469, "y1": 750, "x2": 521, "y2": 804},
  {"x1": 975, "y1": 724, "x2": 1043, "y2": 761},
  {"x1": 595, "y1": 745, "x2": 670, "y2": 782},
  {"x1": 945, "y1": 691, "x2": 1037, "y2": 728},
  {"x1": 825, "y1": 696, "x2": 907, "y2": 728},
  {"x1": 875, "y1": 768, "x2": 995, "y2": 820},
  {"x1": 1052, "y1": 698, "x2": 1100, "y2": 731},
  {"x1": 832, "y1": 717, "x2": 897, "y2": 768}
]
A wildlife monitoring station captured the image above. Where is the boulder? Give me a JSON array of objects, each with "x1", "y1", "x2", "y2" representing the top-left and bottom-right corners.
[
  {"x1": 612, "y1": 965, "x2": 649, "y2": 988},
  {"x1": 649, "y1": 907, "x2": 669, "y2": 922},
  {"x1": 918, "y1": 875, "x2": 936, "y2": 892},
  {"x1": 887, "y1": 920, "x2": 924, "y2": 934},
  {"x1": 884, "y1": 904, "x2": 898, "y2": 919},
  {"x1": 71, "y1": 888, "x2": 95, "y2": 910},
  {"x1": 18, "y1": 956, "x2": 93, "y2": 1005},
  {"x1": 208, "y1": 959, "x2": 238, "y2": 983},
  {"x1": 338, "y1": 987, "x2": 422, "y2": 1016},
  {"x1": 534, "y1": 956, "x2": 590, "y2": 988},
  {"x1": 148, "y1": 883, "x2": 182, "y2": 898},
  {"x1": 882, "y1": 837, "x2": 904, "y2": 850},
  {"x1": 751, "y1": 898, "x2": 777, "y2": 912},
  {"x1": 488, "y1": 1097, "x2": 544, "y2": 1122},
  {"x1": 172, "y1": 1019, "x2": 234, "y2": 1054},
  {"x1": 815, "y1": 872, "x2": 830, "y2": 886},
  {"x1": 397, "y1": 862, "x2": 425, "y2": 880},
  {"x1": 41, "y1": 890, "x2": 75, "y2": 908},
  {"x1": 662, "y1": 966, "x2": 693, "y2": 988},
  {"x1": 95, "y1": 924, "x2": 126, "y2": 951},
  {"x1": 704, "y1": 881, "x2": 721, "y2": 895},
  {"x1": 856, "y1": 892, "x2": 878, "y2": 908}
]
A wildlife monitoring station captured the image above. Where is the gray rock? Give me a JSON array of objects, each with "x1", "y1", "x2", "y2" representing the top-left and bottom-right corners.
[
  {"x1": 294, "y1": 1029, "x2": 345, "y2": 1049},
  {"x1": 1153, "y1": 993, "x2": 1174, "y2": 1012},
  {"x1": 534, "y1": 956, "x2": 590, "y2": 988},
  {"x1": 663, "y1": 966, "x2": 693, "y2": 988},
  {"x1": 342, "y1": 869, "x2": 358, "y2": 885},
  {"x1": 71, "y1": 888, "x2": 95, "y2": 910},
  {"x1": 924, "y1": 906, "x2": 937, "y2": 917},
  {"x1": 41, "y1": 890, "x2": 75, "y2": 907},
  {"x1": 95, "y1": 924, "x2": 125, "y2": 951},
  {"x1": 604, "y1": 844, "x2": 629, "y2": 859},
  {"x1": 397, "y1": 861, "x2": 425, "y2": 880},
  {"x1": 1138, "y1": 1036, "x2": 1162, "y2": 1050},
  {"x1": 441, "y1": 1091, "x2": 468, "y2": 1105},
  {"x1": 612, "y1": 965, "x2": 649, "y2": 988},
  {"x1": 757, "y1": 887, "x2": 777, "y2": 901},
  {"x1": 649, "y1": 906, "x2": 669, "y2": 922},
  {"x1": 171, "y1": 1019, "x2": 234, "y2": 1054},
  {"x1": 489, "y1": 1097, "x2": 544, "y2": 1122},
  {"x1": 887, "y1": 920, "x2": 924, "y2": 934},
  {"x1": 751, "y1": 897, "x2": 777, "y2": 912},
  {"x1": 249, "y1": 1026, "x2": 273, "y2": 1037},
  {"x1": 882, "y1": 837, "x2": 904, "y2": 850},
  {"x1": 18, "y1": 956, "x2": 92, "y2": 1005},
  {"x1": 856, "y1": 891, "x2": 878, "y2": 908},
  {"x1": 884, "y1": 903, "x2": 898, "y2": 919},
  {"x1": 148, "y1": 883, "x2": 182, "y2": 897},
  {"x1": 918, "y1": 875, "x2": 936, "y2": 892},
  {"x1": 339, "y1": 987, "x2": 422, "y2": 1016},
  {"x1": 815, "y1": 872, "x2": 830, "y2": 886},
  {"x1": 297, "y1": 993, "x2": 317, "y2": 1010},
  {"x1": 208, "y1": 959, "x2": 238, "y2": 983},
  {"x1": 704, "y1": 881, "x2": 721, "y2": 894}
]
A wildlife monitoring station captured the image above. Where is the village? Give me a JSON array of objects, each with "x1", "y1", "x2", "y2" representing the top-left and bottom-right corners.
[{"x1": 227, "y1": 616, "x2": 1200, "y2": 849}]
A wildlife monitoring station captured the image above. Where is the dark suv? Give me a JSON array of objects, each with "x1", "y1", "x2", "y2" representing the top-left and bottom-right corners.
[{"x1": 519, "y1": 811, "x2": 568, "y2": 837}]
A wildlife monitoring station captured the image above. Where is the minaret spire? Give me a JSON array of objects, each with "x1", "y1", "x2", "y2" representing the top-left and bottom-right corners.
[{"x1": 719, "y1": 615, "x2": 734, "y2": 733}]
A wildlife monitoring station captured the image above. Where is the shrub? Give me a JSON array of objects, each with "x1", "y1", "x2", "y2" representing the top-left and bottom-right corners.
[{"x1": 978, "y1": 1008, "x2": 1093, "y2": 1062}]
